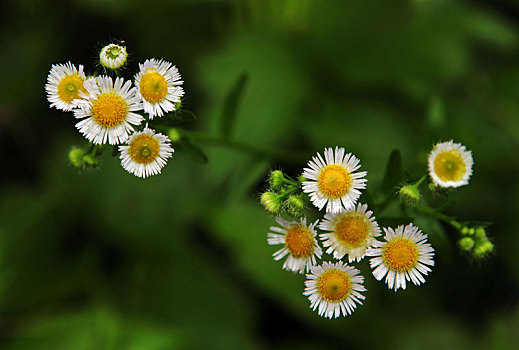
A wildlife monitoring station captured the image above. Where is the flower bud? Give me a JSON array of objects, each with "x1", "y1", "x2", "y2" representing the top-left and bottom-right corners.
[
  {"x1": 168, "y1": 128, "x2": 182, "y2": 143},
  {"x1": 269, "y1": 170, "x2": 285, "y2": 191},
  {"x1": 68, "y1": 147, "x2": 85, "y2": 169},
  {"x1": 261, "y1": 192, "x2": 281, "y2": 214},
  {"x1": 475, "y1": 226, "x2": 487, "y2": 240},
  {"x1": 82, "y1": 154, "x2": 99, "y2": 167},
  {"x1": 399, "y1": 184, "x2": 421, "y2": 205},
  {"x1": 458, "y1": 237, "x2": 475, "y2": 251},
  {"x1": 473, "y1": 240, "x2": 494, "y2": 259},
  {"x1": 99, "y1": 43, "x2": 128, "y2": 70},
  {"x1": 287, "y1": 195, "x2": 304, "y2": 218}
]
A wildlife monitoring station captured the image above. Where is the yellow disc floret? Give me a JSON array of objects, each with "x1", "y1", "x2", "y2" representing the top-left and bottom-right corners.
[
  {"x1": 285, "y1": 225, "x2": 315, "y2": 258},
  {"x1": 57, "y1": 74, "x2": 85, "y2": 103},
  {"x1": 382, "y1": 238, "x2": 419, "y2": 272},
  {"x1": 433, "y1": 150, "x2": 466, "y2": 182},
  {"x1": 91, "y1": 93, "x2": 128, "y2": 128},
  {"x1": 317, "y1": 164, "x2": 352, "y2": 199},
  {"x1": 317, "y1": 269, "x2": 351, "y2": 302},
  {"x1": 128, "y1": 134, "x2": 160, "y2": 164},
  {"x1": 334, "y1": 215, "x2": 369, "y2": 248},
  {"x1": 140, "y1": 71, "x2": 168, "y2": 103}
]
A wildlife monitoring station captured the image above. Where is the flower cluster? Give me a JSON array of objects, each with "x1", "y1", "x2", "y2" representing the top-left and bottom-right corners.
[
  {"x1": 45, "y1": 43, "x2": 185, "y2": 178},
  {"x1": 264, "y1": 147, "x2": 436, "y2": 319}
]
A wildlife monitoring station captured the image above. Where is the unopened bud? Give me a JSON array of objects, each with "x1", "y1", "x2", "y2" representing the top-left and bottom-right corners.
[
  {"x1": 399, "y1": 184, "x2": 421, "y2": 205},
  {"x1": 475, "y1": 227, "x2": 487, "y2": 240},
  {"x1": 269, "y1": 170, "x2": 285, "y2": 191},
  {"x1": 261, "y1": 192, "x2": 281, "y2": 214},
  {"x1": 68, "y1": 147, "x2": 85, "y2": 169},
  {"x1": 287, "y1": 195, "x2": 304, "y2": 218},
  {"x1": 473, "y1": 240, "x2": 494, "y2": 259},
  {"x1": 168, "y1": 128, "x2": 181, "y2": 143},
  {"x1": 458, "y1": 237, "x2": 475, "y2": 251}
]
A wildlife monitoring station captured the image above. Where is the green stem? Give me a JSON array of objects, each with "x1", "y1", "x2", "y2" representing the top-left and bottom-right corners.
[
  {"x1": 414, "y1": 204, "x2": 463, "y2": 230},
  {"x1": 187, "y1": 132, "x2": 309, "y2": 165}
]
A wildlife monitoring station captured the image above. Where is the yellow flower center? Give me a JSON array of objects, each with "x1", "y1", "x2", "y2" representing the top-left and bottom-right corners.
[
  {"x1": 91, "y1": 93, "x2": 128, "y2": 128},
  {"x1": 317, "y1": 269, "x2": 351, "y2": 302},
  {"x1": 284, "y1": 225, "x2": 315, "y2": 258},
  {"x1": 382, "y1": 238, "x2": 419, "y2": 272},
  {"x1": 139, "y1": 71, "x2": 168, "y2": 103},
  {"x1": 317, "y1": 164, "x2": 352, "y2": 198},
  {"x1": 57, "y1": 74, "x2": 85, "y2": 103},
  {"x1": 433, "y1": 150, "x2": 466, "y2": 182},
  {"x1": 129, "y1": 134, "x2": 160, "y2": 164},
  {"x1": 334, "y1": 215, "x2": 369, "y2": 248}
]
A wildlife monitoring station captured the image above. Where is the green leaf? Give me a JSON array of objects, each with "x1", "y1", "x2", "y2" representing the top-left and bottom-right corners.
[
  {"x1": 220, "y1": 72, "x2": 248, "y2": 138},
  {"x1": 177, "y1": 137, "x2": 209, "y2": 164},
  {"x1": 381, "y1": 149, "x2": 402, "y2": 194}
]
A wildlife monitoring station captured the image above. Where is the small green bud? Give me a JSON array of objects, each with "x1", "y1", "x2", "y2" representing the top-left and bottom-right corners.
[
  {"x1": 468, "y1": 227, "x2": 475, "y2": 236},
  {"x1": 69, "y1": 147, "x2": 86, "y2": 169},
  {"x1": 458, "y1": 237, "x2": 475, "y2": 251},
  {"x1": 261, "y1": 192, "x2": 281, "y2": 214},
  {"x1": 269, "y1": 170, "x2": 285, "y2": 191},
  {"x1": 475, "y1": 226, "x2": 486, "y2": 240},
  {"x1": 399, "y1": 184, "x2": 421, "y2": 205},
  {"x1": 460, "y1": 226, "x2": 471, "y2": 235},
  {"x1": 83, "y1": 154, "x2": 99, "y2": 167},
  {"x1": 168, "y1": 128, "x2": 182, "y2": 143},
  {"x1": 287, "y1": 195, "x2": 304, "y2": 217},
  {"x1": 473, "y1": 240, "x2": 494, "y2": 259}
]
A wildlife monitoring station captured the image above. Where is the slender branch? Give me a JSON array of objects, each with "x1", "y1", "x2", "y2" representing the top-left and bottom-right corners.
[
  {"x1": 414, "y1": 204, "x2": 463, "y2": 230},
  {"x1": 187, "y1": 132, "x2": 309, "y2": 165}
]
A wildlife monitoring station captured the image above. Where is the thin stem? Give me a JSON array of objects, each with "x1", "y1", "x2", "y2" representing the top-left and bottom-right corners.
[
  {"x1": 187, "y1": 132, "x2": 309, "y2": 165},
  {"x1": 414, "y1": 204, "x2": 463, "y2": 230}
]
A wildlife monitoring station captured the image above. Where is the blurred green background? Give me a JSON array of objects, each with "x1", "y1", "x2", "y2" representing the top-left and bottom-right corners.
[{"x1": 1, "y1": 0, "x2": 519, "y2": 349}]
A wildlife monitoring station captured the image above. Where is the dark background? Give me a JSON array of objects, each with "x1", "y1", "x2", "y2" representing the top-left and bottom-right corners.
[{"x1": 0, "y1": 0, "x2": 518, "y2": 349}]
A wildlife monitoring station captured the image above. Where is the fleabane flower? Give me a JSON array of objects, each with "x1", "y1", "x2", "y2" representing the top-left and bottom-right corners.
[
  {"x1": 74, "y1": 76, "x2": 144, "y2": 145},
  {"x1": 303, "y1": 261, "x2": 366, "y2": 319},
  {"x1": 45, "y1": 62, "x2": 87, "y2": 111},
  {"x1": 318, "y1": 203, "x2": 381, "y2": 262},
  {"x1": 134, "y1": 58, "x2": 184, "y2": 119},
  {"x1": 367, "y1": 223, "x2": 435, "y2": 292},
  {"x1": 302, "y1": 147, "x2": 367, "y2": 213},
  {"x1": 428, "y1": 140, "x2": 473, "y2": 188},
  {"x1": 267, "y1": 217, "x2": 322, "y2": 274},
  {"x1": 99, "y1": 43, "x2": 128, "y2": 70},
  {"x1": 119, "y1": 126, "x2": 174, "y2": 178}
]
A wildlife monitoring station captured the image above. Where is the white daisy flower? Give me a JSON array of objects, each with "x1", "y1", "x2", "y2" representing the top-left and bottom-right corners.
[
  {"x1": 318, "y1": 203, "x2": 381, "y2": 262},
  {"x1": 428, "y1": 140, "x2": 473, "y2": 188},
  {"x1": 303, "y1": 261, "x2": 366, "y2": 319},
  {"x1": 74, "y1": 76, "x2": 144, "y2": 145},
  {"x1": 119, "y1": 126, "x2": 174, "y2": 178},
  {"x1": 99, "y1": 43, "x2": 128, "y2": 70},
  {"x1": 45, "y1": 62, "x2": 87, "y2": 111},
  {"x1": 367, "y1": 223, "x2": 435, "y2": 292},
  {"x1": 302, "y1": 147, "x2": 367, "y2": 213},
  {"x1": 267, "y1": 217, "x2": 322, "y2": 274},
  {"x1": 134, "y1": 58, "x2": 184, "y2": 119}
]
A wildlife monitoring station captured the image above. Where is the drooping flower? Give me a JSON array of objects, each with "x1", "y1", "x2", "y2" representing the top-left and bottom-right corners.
[
  {"x1": 99, "y1": 43, "x2": 128, "y2": 70},
  {"x1": 302, "y1": 147, "x2": 367, "y2": 213}
]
